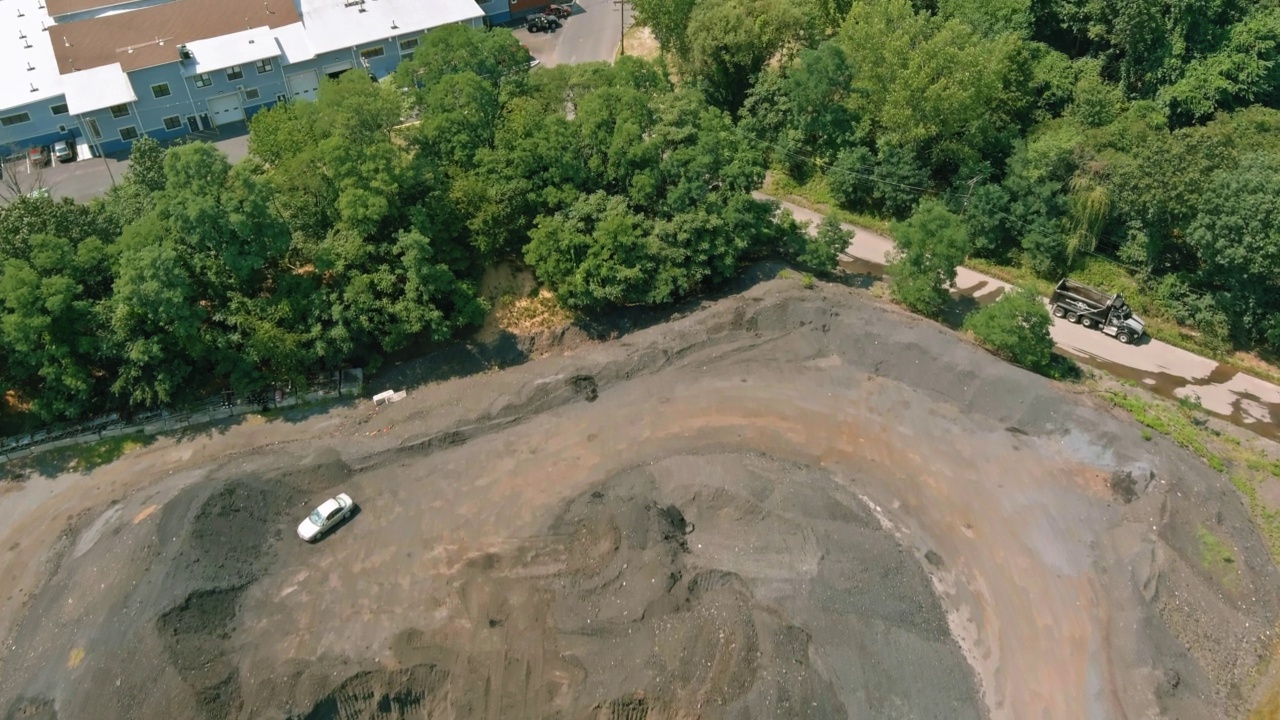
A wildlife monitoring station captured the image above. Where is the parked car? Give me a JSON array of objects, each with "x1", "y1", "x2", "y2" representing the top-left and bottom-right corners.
[
  {"x1": 526, "y1": 13, "x2": 561, "y2": 32},
  {"x1": 297, "y1": 493, "x2": 355, "y2": 541},
  {"x1": 52, "y1": 139, "x2": 76, "y2": 163},
  {"x1": 27, "y1": 145, "x2": 49, "y2": 168},
  {"x1": 545, "y1": 3, "x2": 573, "y2": 18}
]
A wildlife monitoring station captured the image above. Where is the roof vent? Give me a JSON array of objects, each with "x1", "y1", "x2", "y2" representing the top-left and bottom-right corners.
[{"x1": 178, "y1": 43, "x2": 193, "y2": 60}]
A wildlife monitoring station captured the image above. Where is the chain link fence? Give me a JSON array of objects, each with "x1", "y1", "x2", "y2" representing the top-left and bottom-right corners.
[{"x1": 0, "y1": 368, "x2": 362, "y2": 463}]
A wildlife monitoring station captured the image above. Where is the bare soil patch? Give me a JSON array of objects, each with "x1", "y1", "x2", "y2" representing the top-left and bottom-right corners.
[{"x1": 1, "y1": 277, "x2": 1277, "y2": 720}]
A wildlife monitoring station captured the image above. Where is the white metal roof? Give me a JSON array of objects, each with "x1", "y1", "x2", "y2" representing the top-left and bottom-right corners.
[
  {"x1": 273, "y1": 22, "x2": 317, "y2": 65},
  {"x1": 179, "y1": 26, "x2": 281, "y2": 77},
  {"x1": 299, "y1": 0, "x2": 484, "y2": 56},
  {"x1": 62, "y1": 63, "x2": 138, "y2": 114},
  {"x1": 0, "y1": 0, "x2": 65, "y2": 112}
]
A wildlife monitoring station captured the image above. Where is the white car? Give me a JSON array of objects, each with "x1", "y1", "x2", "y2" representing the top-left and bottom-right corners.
[{"x1": 297, "y1": 493, "x2": 354, "y2": 541}]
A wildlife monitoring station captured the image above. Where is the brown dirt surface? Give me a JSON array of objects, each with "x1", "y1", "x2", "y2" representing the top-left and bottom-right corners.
[{"x1": 1, "y1": 274, "x2": 1279, "y2": 720}]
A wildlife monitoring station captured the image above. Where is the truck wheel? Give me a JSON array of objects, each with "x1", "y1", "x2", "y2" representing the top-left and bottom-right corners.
[
  {"x1": 1052, "y1": 306, "x2": 1066, "y2": 318},
  {"x1": 1067, "y1": 313, "x2": 1080, "y2": 323},
  {"x1": 1117, "y1": 332, "x2": 1132, "y2": 344},
  {"x1": 1081, "y1": 317, "x2": 1094, "y2": 329}
]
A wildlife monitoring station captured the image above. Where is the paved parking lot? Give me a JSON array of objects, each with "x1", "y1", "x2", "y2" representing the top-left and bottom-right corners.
[
  {"x1": 513, "y1": 0, "x2": 632, "y2": 67},
  {"x1": 5, "y1": 130, "x2": 249, "y2": 204}
]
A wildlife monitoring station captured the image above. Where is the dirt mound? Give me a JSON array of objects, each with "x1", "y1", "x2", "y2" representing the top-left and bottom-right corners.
[
  {"x1": 289, "y1": 664, "x2": 451, "y2": 720},
  {"x1": 2, "y1": 697, "x2": 55, "y2": 720},
  {"x1": 2, "y1": 278, "x2": 1278, "y2": 720}
]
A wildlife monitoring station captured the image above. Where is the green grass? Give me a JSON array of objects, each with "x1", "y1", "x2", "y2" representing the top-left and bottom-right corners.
[
  {"x1": 1, "y1": 431, "x2": 154, "y2": 482},
  {"x1": 1099, "y1": 384, "x2": 1280, "y2": 561},
  {"x1": 1197, "y1": 524, "x2": 1241, "y2": 590},
  {"x1": 1099, "y1": 387, "x2": 1222, "y2": 466},
  {"x1": 764, "y1": 173, "x2": 892, "y2": 235},
  {"x1": 68, "y1": 433, "x2": 151, "y2": 471}
]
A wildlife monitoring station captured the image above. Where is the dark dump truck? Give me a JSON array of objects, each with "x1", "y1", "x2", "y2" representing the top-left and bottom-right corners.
[{"x1": 1049, "y1": 279, "x2": 1146, "y2": 344}]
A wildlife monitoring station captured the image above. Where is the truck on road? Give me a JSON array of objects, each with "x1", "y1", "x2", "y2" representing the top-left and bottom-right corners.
[{"x1": 1049, "y1": 279, "x2": 1146, "y2": 344}]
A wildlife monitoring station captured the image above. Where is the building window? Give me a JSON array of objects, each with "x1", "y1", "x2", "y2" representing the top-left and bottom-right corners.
[
  {"x1": 151, "y1": 83, "x2": 171, "y2": 99},
  {"x1": 255, "y1": 58, "x2": 273, "y2": 74},
  {"x1": 163, "y1": 115, "x2": 183, "y2": 131},
  {"x1": 226, "y1": 65, "x2": 243, "y2": 81},
  {"x1": 50, "y1": 103, "x2": 69, "y2": 116},
  {"x1": 360, "y1": 46, "x2": 386, "y2": 60},
  {"x1": 276, "y1": 93, "x2": 287, "y2": 103},
  {"x1": 195, "y1": 73, "x2": 212, "y2": 88},
  {"x1": 243, "y1": 88, "x2": 261, "y2": 101},
  {"x1": 398, "y1": 37, "x2": 419, "y2": 53},
  {"x1": 119, "y1": 126, "x2": 139, "y2": 141},
  {"x1": 57, "y1": 124, "x2": 68, "y2": 133},
  {"x1": 86, "y1": 118, "x2": 102, "y2": 139},
  {"x1": 0, "y1": 112, "x2": 31, "y2": 127}
]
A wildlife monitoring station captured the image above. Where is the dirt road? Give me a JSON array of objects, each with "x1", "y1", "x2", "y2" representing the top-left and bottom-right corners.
[
  {"x1": 760, "y1": 193, "x2": 1280, "y2": 438},
  {"x1": 1, "y1": 275, "x2": 1276, "y2": 719}
]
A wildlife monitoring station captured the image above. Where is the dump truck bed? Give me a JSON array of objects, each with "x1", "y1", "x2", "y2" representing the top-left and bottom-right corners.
[{"x1": 1051, "y1": 279, "x2": 1115, "y2": 309}]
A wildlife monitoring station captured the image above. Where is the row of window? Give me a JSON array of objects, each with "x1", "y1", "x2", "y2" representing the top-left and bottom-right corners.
[{"x1": 1, "y1": 38, "x2": 418, "y2": 129}]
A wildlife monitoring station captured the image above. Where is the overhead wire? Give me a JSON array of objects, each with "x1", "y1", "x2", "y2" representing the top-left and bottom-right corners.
[{"x1": 734, "y1": 125, "x2": 1153, "y2": 277}]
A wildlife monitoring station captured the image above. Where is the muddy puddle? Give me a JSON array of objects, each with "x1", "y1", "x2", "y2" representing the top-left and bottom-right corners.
[{"x1": 1062, "y1": 349, "x2": 1280, "y2": 442}]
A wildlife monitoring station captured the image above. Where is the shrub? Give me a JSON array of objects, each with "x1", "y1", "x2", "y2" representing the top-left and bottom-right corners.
[{"x1": 964, "y1": 287, "x2": 1055, "y2": 372}]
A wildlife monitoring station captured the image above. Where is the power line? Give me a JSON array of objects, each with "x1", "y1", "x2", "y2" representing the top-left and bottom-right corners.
[{"x1": 734, "y1": 126, "x2": 1153, "y2": 276}]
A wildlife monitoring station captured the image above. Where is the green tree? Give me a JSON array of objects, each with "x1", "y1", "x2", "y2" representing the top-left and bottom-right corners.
[
  {"x1": 798, "y1": 214, "x2": 850, "y2": 273},
  {"x1": 827, "y1": 146, "x2": 876, "y2": 210},
  {"x1": 393, "y1": 24, "x2": 531, "y2": 105},
  {"x1": 630, "y1": 0, "x2": 699, "y2": 58},
  {"x1": 887, "y1": 199, "x2": 970, "y2": 316},
  {"x1": 873, "y1": 145, "x2": 929, "y2": 219},
  {"x1": 839, "y1": 0, "x2": 1035, "y2": 174},
  {"x1": 684, "y1": 0, "x2": 812, "y2": 112},
  {"x1": 963, "y1": 287, "x2": 1055, "y2": 371},
  {"x1": 1186, "y1": 151, "x2": 1280, "y2": 349},
  {"x1": 525, "y1": 192, "x2": 667, "y2": 310},
  {"x1": 0, "y1": 234, "x2": 113, "y2": 420}
]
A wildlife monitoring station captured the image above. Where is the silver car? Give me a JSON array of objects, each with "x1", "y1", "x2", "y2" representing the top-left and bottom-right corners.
[
  {"x1": 52, "y1": 140, "x2": 76, "y2": 163},
  {"x1": 297, "y1": 493, "x2": 355, "y2": 541}
]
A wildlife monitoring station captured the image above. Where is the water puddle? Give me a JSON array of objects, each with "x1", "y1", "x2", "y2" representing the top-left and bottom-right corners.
[
  {"x1": 839, "y1": 257, "x2": 886, "y2": 277},
  {"x1": 1059, "y1": 349, "x2": 1280, "y2": 442}
]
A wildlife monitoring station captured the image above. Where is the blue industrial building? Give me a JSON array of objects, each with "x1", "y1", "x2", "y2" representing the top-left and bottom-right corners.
[{"x1": 0, "y1": 0, "x2": 492, "y2": 160}]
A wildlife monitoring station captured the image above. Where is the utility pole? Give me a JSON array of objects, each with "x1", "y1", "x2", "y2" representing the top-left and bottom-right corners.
[
  {"x1": 613, "y1": 0, "x2": 626, "y2": 57},
  {"x1": 960, "y1": 175, "x2": 980, "y2": 215}
]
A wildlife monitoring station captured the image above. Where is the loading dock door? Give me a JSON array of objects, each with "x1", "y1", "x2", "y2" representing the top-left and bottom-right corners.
[
  {"x1": 206, "y1": 94, "x2": 245, "y2": 126},
  {"x1": 286, "y1": 69, "x2": 320, "y2": 102},
  {"x1": 323, "y1": 61, "x2": 354, "y2": 79}
]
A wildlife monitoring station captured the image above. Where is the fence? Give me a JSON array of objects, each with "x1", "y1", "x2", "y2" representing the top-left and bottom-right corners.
[{"x1": 0, "y1": 368, "x2": 362, "y2": 463}]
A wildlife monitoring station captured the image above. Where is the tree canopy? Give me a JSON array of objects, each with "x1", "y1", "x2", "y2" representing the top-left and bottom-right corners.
[{"x1": 0, "y1": 31, "x2": 805, "y2": 428}]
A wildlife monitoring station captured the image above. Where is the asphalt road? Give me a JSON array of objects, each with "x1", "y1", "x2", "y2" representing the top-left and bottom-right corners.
[
  {"x1": 761, "y1": 192, "x2": 1280, "y2": 436},
  {"x1": 10, "y1": 133, "x2": 250, "y2": 204},
  {"x1": 514, "y1": 0, "x2": 632, "y2": 67}
]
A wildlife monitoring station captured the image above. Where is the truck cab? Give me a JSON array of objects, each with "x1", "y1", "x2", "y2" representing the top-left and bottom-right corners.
[{"x1": 1100, "y1": 298, "x2": 1145, "y2": 344}]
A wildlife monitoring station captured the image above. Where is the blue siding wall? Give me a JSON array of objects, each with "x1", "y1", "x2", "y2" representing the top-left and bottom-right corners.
[
  {"x1": 182, "y1": 55, "x2": 289, "y2": 125},
  {"x1": 0, "y1": 96, "x2": 78, "y2": 152},
  {"x1": 5, "y1": 18, "x2": 482, "y2": 156}
]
